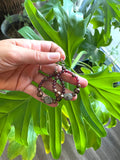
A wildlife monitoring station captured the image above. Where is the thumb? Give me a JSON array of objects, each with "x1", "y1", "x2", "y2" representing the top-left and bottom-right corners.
[{"x1": 12, "y1": 46, "x2": 62, "y2": 65}]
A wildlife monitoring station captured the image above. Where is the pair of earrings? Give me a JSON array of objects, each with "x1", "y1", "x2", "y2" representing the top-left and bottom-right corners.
[{"x1": 37, "y1": 59, "x2": 81, "y2": 104}]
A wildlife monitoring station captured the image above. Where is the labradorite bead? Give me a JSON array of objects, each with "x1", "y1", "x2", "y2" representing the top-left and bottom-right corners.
[
  {"x1": 64, "y1": 93, "x2": 73, "y2": 100},
  {"x1": 44, "y1": 96, "x2": 53, "y2": 104}
]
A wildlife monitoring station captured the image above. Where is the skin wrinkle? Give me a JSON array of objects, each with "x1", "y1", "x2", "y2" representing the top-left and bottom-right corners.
[
  {"x1": 16, "y1": 64, "x2": 38, "y2": 91},
  {"x1": 15, "y1": 65, "x2": 29, "y2": 91}
]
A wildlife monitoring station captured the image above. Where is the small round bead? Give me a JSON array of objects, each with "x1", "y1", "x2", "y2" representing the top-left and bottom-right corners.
[
  {"x1": 53, "y1": 86, "x2": 56, "y2": 89},
  {"x1": 72, "y1": 93, "x2": 77, "y2": 97},
  {"x1": 61, "y1": 94, "x2": 64, "y2": 98},
  {"x1": 54, "y1": 70, "x2": 58, "y2": 74},
  {"x1": 74, "y1": 88, "x2": 80, "y2": 94},
  {"x1": 56, "y1": 92, "x2": 61, "y2": 98},
  {"x1": 57, "y1": 91, "x2": 61, "y2": 95},
  {"x1": 41, "y1": 96, "x2": 44, "y2": 100},
  {"x1": 37, "y1": 91, "x2": 43, "y2": 97},
  {"x1": 44, "y1": 77, "x2": 48, "y2": 80},
  {"x1": 48, "y1": 74, "x2": 52, "y2": 78},
  {"x1": 53, "y1": 88, "x2": 57, "y2": 93},
  {"x1": 77, "y1": 83, "x2": 81, "y2": 88},
  {"x1": 61, "y1": 81, "x2": 64, "y2": 85},
  {"x1": 61, "y1": 70, "x2": 65, "y2": 73},
  {"x1": 55, "y1": 76, "x2": 59, "y2": 80},
  {"x1": 56, "y1": 96, "x2": 62, "y2": 101},
  {"x1": 62, "y1": 66, "x2": 66, "y2": 70},
  {"x1": 37, "y1": 88, "x2": 41, "y2": 92},
  {"x1": 53, "y1": 99, "x2": 56, "y2": 103},
  {"x1": 57, "y1": 73, "x2": 60, "y2": 77}
]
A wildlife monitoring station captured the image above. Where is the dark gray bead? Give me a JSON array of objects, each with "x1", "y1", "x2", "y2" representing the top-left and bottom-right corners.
[
  {"x1": 77, "y1": 83, "x2": 81, "y2": 88},
  {"x1": 64, "y1": 93, "x2": 73, "y2": 100},
  {"x1": 74, "y1": 88, "x2": 80, "y2": 94},
  {"x1": 37, "y1": 91, "x2": 43, "y2": 97}
]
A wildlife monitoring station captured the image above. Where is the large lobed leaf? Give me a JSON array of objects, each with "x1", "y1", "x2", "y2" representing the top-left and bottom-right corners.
[
  {"x1": 0, "y1": 91, "x2": 48, "y2": 158},
  {"x1": 1, "y1": 0, "x2": 119, "y2": 159},
  {"x1": 82, "y1": 68, "x2": 120, "y2": 120},
  {"x1": 24, "y1": 0, "x2": 90, "y2": 66}
]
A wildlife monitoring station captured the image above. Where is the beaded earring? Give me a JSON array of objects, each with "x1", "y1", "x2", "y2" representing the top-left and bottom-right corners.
[{"x1": 37, "y1": 59, "x2": 81, "y2": 104}]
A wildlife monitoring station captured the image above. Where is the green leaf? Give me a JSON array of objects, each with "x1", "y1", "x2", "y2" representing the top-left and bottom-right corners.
[
  {"x1": 0, "y1": 113, "x2": 11, "y2": 156},
  {"x1": 47, "y1": 106, "x2": 62, "y2": 159},
  {"x1": 90, "y1": 97, "x2": 110, "y2": 125},
  {"x1": 53, "y1": 0, "x2": 90, "y2": 66},
  {"x1": 0, "y1": 91, "x2": 48, "y2": 156},
  {"x1": 18, "y1": 26, "x2": 41, "y2": 40},
  {"x1": 7, "y1": 122, "x2": 37, "y2": 160},
  {"x1": 80, "y1": 88, "x2": 106, "y2": 137},
  {"x1": 64, "y1": 97, "x2": 87, "y2": 154},
  {"x1": 41, "y1": 135, "x2": 50, "y2": 154},
  {"x1": 84, "y1": 122, "x2": 101, "y2": 150},
  {"x1": 24, "y1": 0, "x2": 90, "y2": 67},
  {"x1": 24, "y1": 0, "x2": 60, "y2": 41},
  {"x1": 82, "y1": 68, "x2": 120, "y2": 120},
  {"x1": 78, "y1": 29, "x2": 111, "y2": 64},
  {"x1": 107, "y1": 116, "x2": 117, "y2": 128},
  {"x1": 90, "y1": 0, "x2": 120, "y2": 42},
  {"x1": 71, "y1": 51, "x2": 87, "y2": 69}
]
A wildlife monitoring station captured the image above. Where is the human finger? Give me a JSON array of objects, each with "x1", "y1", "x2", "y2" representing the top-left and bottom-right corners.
[{"x1": 7, "y1": 39, "x2": 65, "y2": 65}]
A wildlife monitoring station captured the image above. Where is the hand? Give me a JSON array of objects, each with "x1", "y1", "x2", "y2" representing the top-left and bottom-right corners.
[{"x1": 0, "y1": 39, "x2": 88, "y2": 106}]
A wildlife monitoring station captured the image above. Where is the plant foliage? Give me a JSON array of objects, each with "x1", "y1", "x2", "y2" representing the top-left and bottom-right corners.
[{"x1": 0, "y1": 0, "x2": 120, "y2": 159}]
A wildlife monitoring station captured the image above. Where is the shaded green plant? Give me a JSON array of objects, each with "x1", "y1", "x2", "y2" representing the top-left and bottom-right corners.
[{"x1": 0, "y1": 0, "x2": 120, "y2": 159}]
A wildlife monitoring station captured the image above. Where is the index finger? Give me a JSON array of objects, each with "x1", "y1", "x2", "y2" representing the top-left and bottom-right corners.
[{"x1": 8, "y1": 39, "x2": 66, "y2": 60}]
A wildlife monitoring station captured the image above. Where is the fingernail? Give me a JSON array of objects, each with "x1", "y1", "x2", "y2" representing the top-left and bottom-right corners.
[{"x1": 48, "y1": 52, "x2": 60, "y2": 60}]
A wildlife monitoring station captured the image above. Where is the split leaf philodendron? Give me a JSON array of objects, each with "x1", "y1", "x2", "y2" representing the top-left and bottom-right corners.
[{"x1": 0, "y1": 0, "x2": 120, "y2": 159}]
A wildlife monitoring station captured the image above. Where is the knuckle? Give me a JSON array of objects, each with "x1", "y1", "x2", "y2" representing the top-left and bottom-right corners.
[{"x1": 34, "y1": 50, "x2": 41, "y2": 62}]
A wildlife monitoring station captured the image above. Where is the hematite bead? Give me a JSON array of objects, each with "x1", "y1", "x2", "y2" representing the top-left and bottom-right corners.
[
  {"x1": 64, "y1": 93, "x2": 73, "y2": 100},
  {"x1": 77, "y1": 83, "x2": 81, "y2": 88},
  {"x1": 62, "y1": 66, "x2": 66, "y2": 70},
  {"x1": 72, "y1": 93, "x2": 77, "y2": 97},
  {"x1": 41, "y1": 96, "x2": 44, "y2": 100},
  {"x1": 53, "y1": 99, "x2": 56, "y2": 103},
  {"x1": 74, "y1": 88, "x2": 80, "y2": 94},
  {"x1": 56, "y1": 96, "x2": 62, "y2": 101},
  {"x1": 43, "y1": 96, "x2": 53, "y2": 104},
  {"x1": 37, "y1": 91, "x2": 43, "y2": 97}
]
